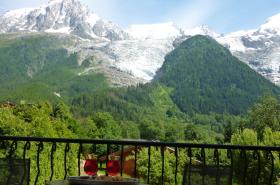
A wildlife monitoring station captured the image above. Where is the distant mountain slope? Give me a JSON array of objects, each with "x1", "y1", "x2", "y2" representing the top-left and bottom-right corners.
[
  {"x1": 110, "y1": 22, "x2": 183, "y2": 81},
  {"x1": 0, "y1": 33, "x2": 109, "y2": 102},
  {"x1": 1, "y1": 0, "x2": 280, "y2": 87},
  {"x1": 217, "y1": 13, "x2": 280, "y2": 85},
  {"x1": 0, "y1": 0, "x2": 221, "y2": 83},
  {"x1": 156, "y1": 35, "x2": 280, "y2": 115}
]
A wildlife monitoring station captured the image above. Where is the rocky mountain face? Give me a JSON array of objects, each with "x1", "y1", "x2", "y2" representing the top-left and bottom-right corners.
[
  {"x1": 69, "y1": 23, "x2": 219, "y2": 82},
  {"x1": 0, "y1": 0, "x2": 226, "y2": 84},
  {"x1": 174, "y1": 16, "x2": 280, "y2": 86},
  {"x1": 217, "y1": 13, "x2": 280, "y2": 85},
  {"x1": 1, "y1": 0, "x2": 280, "y2": 86},
  {"x1": 0, "y1": 0, "x2": 129, "y2": 41}
]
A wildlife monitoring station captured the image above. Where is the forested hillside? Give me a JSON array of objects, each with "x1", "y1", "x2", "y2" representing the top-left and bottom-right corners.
[
  {"x1": 0, "y1": 33, "x2": 109, "y2": 103},
  {"x1": 1, "y1": 34, "x2": 280, "y2": 184},
  {"x1": 156, "y1": 35, "x2": 280, "y2": 115},
  {"x1": 0, "y1": 34, "x2": 279, "y2": 144}
]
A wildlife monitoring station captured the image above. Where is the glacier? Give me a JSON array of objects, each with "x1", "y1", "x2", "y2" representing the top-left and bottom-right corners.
[{"x1": 1, "y1": 0, "x2": 280, "y2": 85}]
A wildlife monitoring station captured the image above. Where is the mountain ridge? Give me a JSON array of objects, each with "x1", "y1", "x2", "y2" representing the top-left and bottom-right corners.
[
  {"x1": 1, "y1": 0, "x2": 280, "y2": 86},
  {"x1": 0, "y1": 0, "x2": 129, "y2": 41},
  {"x1": 216, "y1": 13, "x2": 280, "y2": 85}
]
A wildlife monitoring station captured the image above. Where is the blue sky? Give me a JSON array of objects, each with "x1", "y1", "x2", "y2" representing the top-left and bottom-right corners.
[{"x1": 1, "y1": 0, "x2": 280, "y2": 34}]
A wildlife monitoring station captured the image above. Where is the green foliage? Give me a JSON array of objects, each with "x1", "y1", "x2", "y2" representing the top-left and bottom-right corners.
[
  {"x1": 156, "y1": 35, "x2": 280, "y2": 115},
  {"x1": 78, "y1": 118, "x2": 99, "y2": 139},
  {"x1": 0, "y1": 34, "x2": 109, "y2": 103},
  {"x1": 247, "y1": 95, "x2": 280, "y2": 139},
  {"x1": 120, "y1": 121, "x2": 140, "y2": 139},
  {"x1": 0, "y1": 101, "x2": 134, "y2": 184},
  {"x1": 71, "y1": 83, "x2": 192, "y2": 142},
  {"x1": 228, "y1": 96, "x2": 280, "y2": 184},
  {"x1": 164, "y1": 120, "x2": 185, "y2": 142},
  {"x1": 231, "y1": 128, "x2": 279, "y2": 184},
  {"x1": 263, "y1": 127, "x2": 280, "y2": 146},
  {"x1": 1, "y1": 33, "x2": 280, "y2": 184},
  {"x1": 139, "y1": 120, "x2": 165, "y2": 140},
  {"x1": 52, "y1": 102, "x2": 73, "y2": 120},
  {"x1": 137, "y1": 147, "x2": 186, "y2": 185},
  {"x1": 92, "y1": 112, "x2": 122, "y2": 140},
  {"x1": 0, "y1": 102, "x2": 78, "y2": 185},
  {"x1": 1, "y1": 34, "x2": 279, "y2": 145},
  {"x1": 184, "y1": 124, "x2": 223, "y2": 143},
  {"x1": 231, "y1": 129, "x2": 258, "y2": 146},
  {"x1": 191, "y1": 113, "x2": 242, "y2": 143}
]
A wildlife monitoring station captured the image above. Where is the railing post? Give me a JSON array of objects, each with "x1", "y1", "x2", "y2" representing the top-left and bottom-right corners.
[
  {"x1": 240, "y1": 150, "x2": 247, "y2": 185},
  {"x1": 106, "y1": 144, "x2": 110, "y2": 176},
  {"x1": 175, "y1": 147, "x2": 178, "y2": 185},
  {"x1": 134, "y1": 145, "x2": 138, "y2": 178},
  {"x1": 64, "y1": 143, "x2": 70, "y2": 180},
  {"x1": 161, "y1": 146, "x2": 164, "y2": 185},
  {"x1": 201, "y1": 148, "x2": 206, "y2": 185},
  {"x1": 266, "y1": 151, "x2": 274, "y2": 185},
  {"x1": 120, "y1": 145, "x2": 124, "y2": 176},
  {"x1": 214, "y1": 149, "x2": 220, "y2": 185},
  {"x1": 8, "y1": 140, "x2": 17, "y2": 158},
  {"x1": 253, "y1": 150, "x2": 260, "y2": 185},
  {"x1": 187, "y1": 147, "x2": 192, "y2": 185},
  {"x1": 77, "y1": 143, "x2": 83, "y2": 176},
  {"x1": 147, "y1": 146, "x2": 151, "y2": 184},
  {"x1": 227, "y1": 149, "x2": 233, "y2": 185},
  {"x1": 21, "y1": 141, "x2": 31, "y2": 185},
  {"x1": 34, "y1": 142, "x2": 43, "y2": 185},
  {"x1": 50, "y1": 142, "x2": 56, "y2": 181}
]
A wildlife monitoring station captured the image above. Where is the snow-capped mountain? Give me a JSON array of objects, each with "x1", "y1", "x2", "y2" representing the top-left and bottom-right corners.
[
  {"x1": 0, "y1": 0, "x2": 186, "y2": 83},
  {"x1": 109, "y1": 22, "x2": 184, "y2": 81},
  {"x1": 1, "y1": 0, "x2": 280, "y2": 86},
  {"x1": 127, "y1": 22, "x2": 184, "y2": 40},
  {"x1": 217, "y1": 13, "x2": 280, "y2": 85},
  {"x1": 0, "y1": 0, "x2": 129, "y2": 41},
  {"x1": 185, "y1": 25, "x2": 220, "y2": 38},
  {"x1": 111, "y1": 23, "x2": 224, "y2": 81},
  {"x1": 77, "y1": 22, "x2": 185, "y2": 82}
]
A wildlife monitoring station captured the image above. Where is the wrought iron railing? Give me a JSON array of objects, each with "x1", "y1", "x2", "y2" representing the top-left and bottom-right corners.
[{"x1": 0, "y1": 135, "x2": 280, "y2": 185}]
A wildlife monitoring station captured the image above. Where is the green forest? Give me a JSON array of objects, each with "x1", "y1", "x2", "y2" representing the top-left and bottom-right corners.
[
  {"x1": 1, "y1": 94, "x2": 280, "y2": 184},
  {"x1": 0, "y1": 34, "x2": 280, "y2": 184}
]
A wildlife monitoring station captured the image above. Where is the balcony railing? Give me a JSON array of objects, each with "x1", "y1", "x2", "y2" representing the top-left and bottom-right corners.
[{"x1": 0, "y1": 135, "x2": 280, "y2": 185}]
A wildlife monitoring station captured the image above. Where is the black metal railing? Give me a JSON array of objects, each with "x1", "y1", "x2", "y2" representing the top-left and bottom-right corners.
[{"x1": 0, "y1": 135, "x2": 280, "y2": 185}]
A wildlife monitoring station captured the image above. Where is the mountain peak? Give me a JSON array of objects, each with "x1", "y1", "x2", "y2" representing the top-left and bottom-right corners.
[
  {"x1": 156, "y1": 35, "x2": 280, "y2": 114},
  {"x1": 259, "y1": 13, "x2": 280, "y2": 35},
  {"x1": 0, "y1": 0, "x2": 128, "y2": 40},
  {"x1": 185, "y1": 25, "x2": 220, "y2": 38},
  {"x1": 47, "y1": 0, "x2": 85, "y2": 9},
  {"x1": 47, "y1": 0, "x2": 81, "y2": 5},
  {"x1": 215, "y1": 12, "x2": 280, "y2": 85}
]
